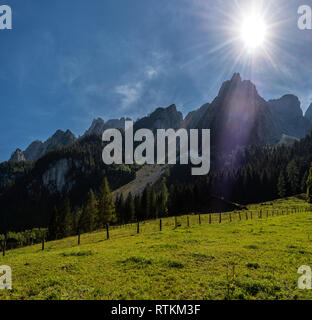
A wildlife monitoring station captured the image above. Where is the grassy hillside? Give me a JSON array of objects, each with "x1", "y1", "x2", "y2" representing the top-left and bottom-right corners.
[{"x1": 1, "y1": 196, "x2": 312, "y2": 300}]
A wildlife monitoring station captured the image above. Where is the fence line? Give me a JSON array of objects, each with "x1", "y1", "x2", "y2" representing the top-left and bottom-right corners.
[
  {"x1": 2, "y1": 205, "x2": 311, "y2": 254},
  {"x1": 71, "y1": 205, "x2": 311, "y2": 247}
]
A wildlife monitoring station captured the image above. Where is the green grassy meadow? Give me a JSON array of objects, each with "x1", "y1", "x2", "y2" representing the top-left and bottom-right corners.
[{"x1": 1, "y1": 196, "x2": 312, "y2": 300}]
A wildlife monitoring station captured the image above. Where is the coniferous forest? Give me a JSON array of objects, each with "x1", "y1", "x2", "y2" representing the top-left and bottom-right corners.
[{"x1": 2, "y1": 128, "x2": 312, "y2": 242}]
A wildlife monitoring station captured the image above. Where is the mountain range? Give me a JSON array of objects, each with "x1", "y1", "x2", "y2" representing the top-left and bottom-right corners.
[
  {"x1": 2, "y1": 73, "x2": 312, "y2": 232},
  {"x1": 8, "y1": 73, "x2": 312, "y2": 163}
]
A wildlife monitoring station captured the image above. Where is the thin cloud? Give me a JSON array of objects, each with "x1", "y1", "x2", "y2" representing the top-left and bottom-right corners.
[
  {"x1": 114, "y1": 64, "x2": 161, "y2": 109},
  {"x1": 114, "y1": 82, "x2": 143, "y2": 109}
]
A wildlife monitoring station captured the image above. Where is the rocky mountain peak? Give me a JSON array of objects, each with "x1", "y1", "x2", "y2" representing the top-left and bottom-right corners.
[
  {"x1": 10, "y1": 148, "x2": 26, "y2": 162},
  {"x1": 45, "y1": 129, "x2": 76, "y2": 149},
  {"x1": 231, "y1": 72, "x2": 242, "y2": 83},
  {"x1": 10, "y1": 130, "x2": 76, "y2": 162},
  {"x1": 84, "y1": 117, "x2": 132, "y2": 136},
  {"x1": 134, "y1": 104, "x2": 183, "y2": 131},
  {"x1": 197, "y1": 73, "x2": 280, "y2": 155},
  {"x1": 269, "y1": 94, "x2": 302, "y2": 117},
  {"x1": 217, "y1": 73, "x2": 260, "y2": 103},
  {"x1": 268, "y1": 95, "x2": 310, "y2": 139}
]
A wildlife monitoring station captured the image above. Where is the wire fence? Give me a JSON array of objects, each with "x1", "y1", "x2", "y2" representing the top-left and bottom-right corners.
[
  {"x1": 74, "y1": 205, "x2": 312, "y2": 246},
  {"x1": 2, "y1": 205, "x2": 312, "y2": 255}
]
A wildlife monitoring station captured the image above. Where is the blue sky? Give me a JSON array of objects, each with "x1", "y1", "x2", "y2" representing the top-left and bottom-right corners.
[{"x1": 0, "y1": 0, "x2": 312, "y2": 161}]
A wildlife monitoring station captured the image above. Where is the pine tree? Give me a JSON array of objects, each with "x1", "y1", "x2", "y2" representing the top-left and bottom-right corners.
[
  {"x1": 301, "y1": 171, "x2": 308, "y2": 193},
  {"x1": 48, "y1": 206, "x2": 60, "y2": 240},
  {"x1": 115, "y1": 194, "x2": 125, "y2": 224},
  {"x1": 306, "y1": 163, "x2": 312, "y2": 203},
  {"x1": 98, "y1": 178, "x2": 116, "y2": 226},
  {"x1": 79, "y1": 189, "x2": 97, "y2": 233},
  {"x1": 150, "y1": 190, "x2": 157, "y2": 219},
  {"x1": 277, "y1": 170, "x2": 287, "y2": 198},
  {"x1": 286, "y1": 160, "x2": 300, "y2": 195},
  {"x1": 141, "y1": 186, "x2": 151, "y2": 220},
  {"x1": 125, "y1": 192, "x2": 135, "y2": 222},
  {"x1": 60, "y1": 198, "x2": 73, "y2": 237},
  {"x1": 134, "y1": 194, "x2": 142, "y2": 221}
]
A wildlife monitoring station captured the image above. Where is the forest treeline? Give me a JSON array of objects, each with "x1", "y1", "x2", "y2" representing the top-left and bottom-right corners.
[
  {"x1": 168, "y1": 131, "x2": 312, "y2": 205},
  {"x1": 3, "y1": 130, "x2": 312, "y2": 237}
]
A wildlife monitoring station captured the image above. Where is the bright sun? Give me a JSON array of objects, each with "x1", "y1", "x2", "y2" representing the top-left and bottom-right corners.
[{"x1": 240, "y1": 14, "x2": 267, "y2": 52}]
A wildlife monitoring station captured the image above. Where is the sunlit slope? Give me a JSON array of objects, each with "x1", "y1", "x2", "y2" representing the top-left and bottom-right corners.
[
  {"x1": 113, "y1": 164, "x2": 168, "y2": 197},
  {"x1": 1, "y1": 196, "x2": 312, "y2": 300}
]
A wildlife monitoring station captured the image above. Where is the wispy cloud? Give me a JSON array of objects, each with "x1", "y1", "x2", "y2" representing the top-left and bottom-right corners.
[
  {"x1": 145, "y1": 66, "x2": 158, "y2": 79},
  {"x1": 114, "y1": 82, "x2": 143, "y2": 109},
  {"x1": 113, "y1": 62, "x2": 162, "y2": 109}
]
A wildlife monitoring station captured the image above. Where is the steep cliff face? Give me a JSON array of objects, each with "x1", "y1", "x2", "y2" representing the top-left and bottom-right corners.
[
  {"x1": 197, "y1": 73, "x2": 280, "y2": 154},
  {"x1": 134, "y1": 104, "x2": 183, "y2": 131},
  {"x1": 182, "y1": 103, "x2": 210, "y2": 129},
  {"x1": 10, "y1": 149, "x2": 25, "y2": 162},
  {"x1": 268, "y1": 95, "x2": 311, "y2": 139},
  {"x1": 24, "y1": 141, "x2": 44, "y2": 161},
  {"x1": 42, "y1": 158, "x2": 83, "y2": 193}
]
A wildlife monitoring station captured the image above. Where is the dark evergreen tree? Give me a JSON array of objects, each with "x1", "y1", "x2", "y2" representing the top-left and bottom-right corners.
[
  {"x1": 141, "y1": 186, "x2": 151, "y2": 220},
  {"x1": 287, "y1": 160, "x2": 300, "y2": 194},
  {"x1": 115, "y1": 194, "x2": 126, "y2": 224},
  {"x1": 48, "y1": 206, "x2": 60, "y2": 240},
  {"x1": 98, "y1": 178, "x2": 116, "y2": 226},
  {"x1": 60, "y1": 198, "x2": 73, "y2": 237},
  {"x1": 150, "y1": 190, "x2": 157, "y2": 218},
  {"x1": 306, "y1": 162, "x2": 312, "y2": 203},
  {"x1": 277, "y1": 170, "x2": 287, "y2": 198},
  {"x1": 125, "y1": 192, "x2": 135, "y2": 222},
  {"x1": 79, "y1": 189, "x2": 97, "y2": 233},
  {"x1": 134, "y1": 194, "x2": 142, "y2": 221},
  {"x1": 301, "y1": 171, "x2": 308, "y2": 193}
]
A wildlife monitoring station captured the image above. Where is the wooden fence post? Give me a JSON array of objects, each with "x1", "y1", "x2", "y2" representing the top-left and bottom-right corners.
[
  {"x1": 219, "y1": 213, "x2": 222, "y2": 223},
  {"x1": 199, "y1": 214, "x2": 201, "y2": 225},
  {"x1": 250, "y1": 212, "x2": 253, "y2": 220},
  {"x1": 245, "y1": 212, "x2": 248, "y2": 220},
  {"x1": 209, "y1": 214, "x2": 212, "y2": 224},
  {"x1": 106, "y1": 224, "x2": 109, "y2": 240},
  {"x1": 229, "y1": 212, "x2": 232, "y2": 222},
  {"x1": 160, "y1": 219, "x2": 162, "y2": 231},
  {"x1": 42, "y1": 236, "x2": 45, "y2": 251},
  {"x1": 175, "y1": 216, "x2": 178, "y2": 228},
  {"x1": 78, "y1": 229, "x2": 81, "y2": 246},
  {"x1": 137, "y1": 221, "x2": 140, "y2": 234},
  {"x1": 239, "y1": 212, "x2": 241, "y2": 221},
  {"x1": 2, "y1": 239, "x2": 5, "y2": 257},
  {"x1": 187, "y1": 216, "x2": 190, "y2": 227}
]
